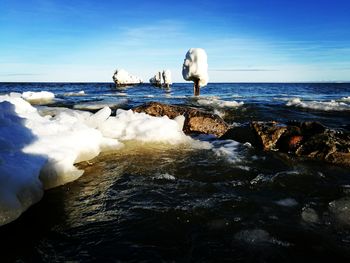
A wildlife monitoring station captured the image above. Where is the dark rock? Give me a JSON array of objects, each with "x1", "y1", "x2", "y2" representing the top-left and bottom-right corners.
[
  {"x1": 276, "y1": 125, "x2": 302, "y2": 152},
  {"x1": 133, "y1": 102, "x2": 229, "y2": 137},
  {"x1": 223, "y1": 120, "x2": 350, "y2": 167},
  {"x1": 295, "y1": 130, "x2": 350, "y2": 166},
  {"x1": 286, "y1": 121, "x2": 325, "y2": 137},
  {"x1": 250, "y1": 121, "x2": 287, "y2": 150},
  {"x1": 220, "y1": 125, "x2": 257, "y2": 145}
]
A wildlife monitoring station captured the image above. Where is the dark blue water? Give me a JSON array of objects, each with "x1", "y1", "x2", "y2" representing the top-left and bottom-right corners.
[{"x1": 1, "y1": 82, "x2": 350, "y2": 262}]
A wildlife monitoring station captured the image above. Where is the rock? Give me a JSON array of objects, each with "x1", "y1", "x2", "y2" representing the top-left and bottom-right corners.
[
  {"x1": 287, "y1": 121, "x2": 326, "y2": 136},
  {"x1": 251, "y1": 121, "x2": 287, "y2": 150},
  {"x1": 133, "y1": 102, "x2": 229, "y2": 137},
  {"x1": 222, "y1": 120, "x2": 350, "y2": 167},
  {"x1": 220, "y1": 125, "x2": 257, "y2": 145},
  {"x1": 295, "y1": 130, "x2": 350, "y2": 166},
  {"x1": 133, "y1": 102, "x2": 350, "y2": 167}
]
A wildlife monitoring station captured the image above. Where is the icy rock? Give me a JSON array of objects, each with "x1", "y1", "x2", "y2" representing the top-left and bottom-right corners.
[
  {"x1": 133, "y1": 102, "x2": 229, "y2": 137},
  {"x1": 112, "y1": 69, "x2": 142, "y2": 86},
  {"x1": 182, "y1": 48, "x2": 209, "y2": 87},
  {"x1": 162, "y1": 69, "x2": 172, "y2": 87}
]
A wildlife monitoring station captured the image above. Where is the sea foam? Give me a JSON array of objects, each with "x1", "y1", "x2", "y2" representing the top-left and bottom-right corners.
[
  {"x1": 197, "y1": 97, "x2": 244, "y2": 108},
  {"x1": 0, "y1": 93, "x2": 192, "y2": 226},
  {"x1": 286, "y1": 97, "x2": 350, "y2": 111}
]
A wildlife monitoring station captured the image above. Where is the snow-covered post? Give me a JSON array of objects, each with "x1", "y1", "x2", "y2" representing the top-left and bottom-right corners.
[
  {"x1": 162, "y1": 69, "x2": 172, "y2": 88},
  {"x1": 182, "y1": 48, "x2": 208, "y2": 96}
]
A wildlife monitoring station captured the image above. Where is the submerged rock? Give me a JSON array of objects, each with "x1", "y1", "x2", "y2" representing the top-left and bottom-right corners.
[{"x1": 133, "y1": 102, "x2": 229, "y2": 137}]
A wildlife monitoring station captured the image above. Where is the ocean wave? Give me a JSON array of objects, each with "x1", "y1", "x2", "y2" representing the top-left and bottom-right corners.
[
  {"x1": 197, "y1": 97, "x2": 244, "y2": 108},
  {"x1": 63, "y1": 90, "x2": 85, "y2": 96},
  {"x1": 340, "y1": 96, "x2": 350, "y2": 102},
  {"x1": 286, "y1": 97, "x2": 350, "y2": 111}
]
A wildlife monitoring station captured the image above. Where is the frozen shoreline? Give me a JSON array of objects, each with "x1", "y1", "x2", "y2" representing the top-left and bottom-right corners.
[{"x1": 0, "y1": 92, "x2": 195, "y2": 226}]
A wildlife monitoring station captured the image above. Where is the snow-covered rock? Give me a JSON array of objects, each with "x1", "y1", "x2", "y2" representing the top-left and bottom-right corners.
[{"x1": 112, "y1": 69, "x2": 142, "y2": 86}]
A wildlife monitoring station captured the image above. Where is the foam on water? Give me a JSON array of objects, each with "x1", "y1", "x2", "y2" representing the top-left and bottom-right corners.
[
  {"x1": 275, "y1": 198, "x2": 298, "y2": 207},
  {"x1": 210, "y1": 140, "x2": 251, "y2": 170},
  {"x1": 286, "y1": 97, "x2": 350, "y2": 111},
  {"x1": 152, "y1": 173, "x2": 176, "y2": 181}
]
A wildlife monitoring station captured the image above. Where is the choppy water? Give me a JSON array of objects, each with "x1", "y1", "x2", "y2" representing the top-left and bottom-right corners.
[{"x1": 1, "y1": 82, "x2": 350, "y2": 262}]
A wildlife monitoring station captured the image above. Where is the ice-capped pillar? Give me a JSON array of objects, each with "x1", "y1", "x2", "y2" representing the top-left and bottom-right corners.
[{"x1": 182, "y1": 48, "x2": 208, "y2": 96}]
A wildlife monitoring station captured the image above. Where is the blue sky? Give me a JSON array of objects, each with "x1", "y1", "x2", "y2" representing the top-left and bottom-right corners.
[{"x1": 0, "y1": 0, "x2": 349, "y2": 82}]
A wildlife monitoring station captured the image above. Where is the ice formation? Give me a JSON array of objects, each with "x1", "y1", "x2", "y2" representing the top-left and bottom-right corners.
[
  {"x1": 162, "y1": 69, "x2": 172, "y2": 87},
  {"x1": 0, "y1": 93, "x2": 192, "y2": 226},
  {"x1": 182, "y1": 48, "x2": 209, "y2": 95},
  {"x1": 112, "y1": 69, "x2": 142, "y2": 86},
  {"x1": 19, "y1": 91, "x2": 55, "y2": 104}
]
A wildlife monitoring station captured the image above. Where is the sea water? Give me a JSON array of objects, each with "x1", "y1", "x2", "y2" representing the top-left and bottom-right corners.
[{"x1": 0, "y1": 82, "x2": 350, "y2": 262}]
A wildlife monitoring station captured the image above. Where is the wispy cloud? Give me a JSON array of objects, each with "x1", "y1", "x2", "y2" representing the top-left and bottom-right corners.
[
  {"x1": 210, "y1": 69, "x2": 279, "y2": 72},
  {"x1": 0, "y1": 73, "x2": 42, "y2": 76}
]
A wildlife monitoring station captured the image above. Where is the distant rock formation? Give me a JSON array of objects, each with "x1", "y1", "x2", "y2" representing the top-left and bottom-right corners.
[
  {"x1": 149, "y1": 71, "x2": 162, "y2": 87},
  {"x1": 112, "y1": 69, "x2": 142, "y2": 86},
  {"x1": 182, "y1": 48, "x2": 209, "y2": 96},
  {"x1": 149, "y1": 70, "x2": 172, "y2": 88},
  {"x1": 133, "y1": 102, "x2": 229, "y2": 137}
]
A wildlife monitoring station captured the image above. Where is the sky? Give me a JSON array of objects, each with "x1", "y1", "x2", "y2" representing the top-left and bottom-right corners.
[{"x1": 0, "y1": 0, "x2": 349, "y2": 82}]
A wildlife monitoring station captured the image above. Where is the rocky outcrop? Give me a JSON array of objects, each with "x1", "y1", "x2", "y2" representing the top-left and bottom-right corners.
[
  {"x1": 221, "y1": 121, "x2": 350, "y2": 167},
  {"x1": 132, "y1": 102, "x2": 229, "y2": 137},
  {"x1": 133, "y1": 102, "x2": 350, "y2": 167}
]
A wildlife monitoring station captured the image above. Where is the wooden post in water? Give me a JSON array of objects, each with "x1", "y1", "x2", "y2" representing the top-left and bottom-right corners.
[{"x1": 194, "y1": 79, "x2": 200, "y2": 96}]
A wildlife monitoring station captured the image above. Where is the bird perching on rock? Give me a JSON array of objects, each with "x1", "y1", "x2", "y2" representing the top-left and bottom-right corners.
[{"x1": 182, "y1": 48, "x2": 209, "y2": 96}]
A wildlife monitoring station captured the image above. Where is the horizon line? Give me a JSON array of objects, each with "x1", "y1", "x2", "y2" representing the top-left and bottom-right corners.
[{"x1": 1, "y1": 81, "x2": 349, "y2": 84}]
